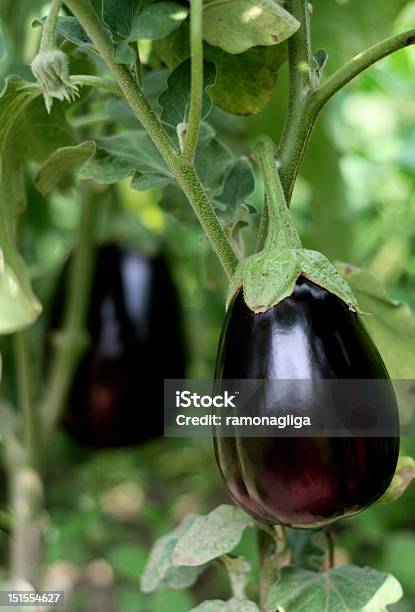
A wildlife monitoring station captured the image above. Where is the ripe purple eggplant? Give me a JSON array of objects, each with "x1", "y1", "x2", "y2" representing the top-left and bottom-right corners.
[
  {"x1": 49, "y1": 244, "x2": 186, "y2": 447},
  {"x1": 214, "y1": 276, "x2": 399, "y2": 528}
]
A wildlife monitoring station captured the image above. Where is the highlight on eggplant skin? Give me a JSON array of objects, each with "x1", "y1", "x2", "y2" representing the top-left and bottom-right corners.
[
  {"x1": 48, "y1": 244, "x2": 186, "y2": 448},
  {"x1": 214, "y1": 276, "x2": 400, "y2": 528}
]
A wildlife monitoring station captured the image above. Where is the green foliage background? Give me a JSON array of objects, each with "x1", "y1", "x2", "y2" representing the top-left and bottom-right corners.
[{"x1": 0, "y1": 1, "x2": 415, "y2": 610}]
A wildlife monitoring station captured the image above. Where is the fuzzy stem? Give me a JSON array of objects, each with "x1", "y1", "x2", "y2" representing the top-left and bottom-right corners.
[
  {"x1": 286, "y1": 0, "x2": 313, "y2": 110},
  {"x1": 13, "y1": 333, "x2": 40, "y2": 469},
  {"x1": 63, "y1": 0, "x2": 238, "y2": 278},
  {"x1": 183, "y1": 0, "x2": 204, "y2": 163},
  {"x1": 255, "y1": 197, "x2": 269, "y2": 252},
  {"x1": 277, "y1": 0, "x2": 313, "y2": 203},
  {"x1": 72, "y1": 74, "x2": 123, "y2": 97},
  {"x1": 40, "y1": 0, "x2": 62, "y2": 52},
  {"x1": 277, "y1": 11, "x2": 415, "y2": 203},
  {"x1": 315, "y1": 29, "x2": 415, "y2": 110},
  {"x1": 41, "y1": 190, "x2": 96, "y2": 442},
  {"x1": 253, "y1": 139, "x2": 301, "y2": 251}
]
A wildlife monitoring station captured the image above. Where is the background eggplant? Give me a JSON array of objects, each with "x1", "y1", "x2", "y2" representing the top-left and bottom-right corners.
[
  {"x1": 214, "y1": 276, "x2": 400, "y2": 528},
  {"x1": 49, "y1": 244, "x2": 186, "y2": 447}
]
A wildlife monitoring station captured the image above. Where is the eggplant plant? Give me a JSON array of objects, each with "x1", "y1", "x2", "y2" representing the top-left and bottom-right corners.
[{"x1": 1, "y1": 0, "x2": 415, "y2": 609}]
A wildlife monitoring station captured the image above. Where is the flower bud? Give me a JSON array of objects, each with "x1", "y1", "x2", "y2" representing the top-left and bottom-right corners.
[{"x1": 31, "y1": 49, "x2": 79, "y2": 113}]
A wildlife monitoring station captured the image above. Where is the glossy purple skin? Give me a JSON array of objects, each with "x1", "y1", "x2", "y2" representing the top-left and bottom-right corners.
[
  {"x1": 50, "y1": 244, "x2": 186, "y2": 448},
  {"x1": 214, "y1": 276, "x2": 399, "y2": 528}
]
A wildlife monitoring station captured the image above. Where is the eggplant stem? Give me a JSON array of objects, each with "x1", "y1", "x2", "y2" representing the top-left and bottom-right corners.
[
  {"x1": 256, "y1": 525, "x2": 276, "y2": 610},
  {"x1": 325, "y1": 529, "x2": 335, "y2": 569}
]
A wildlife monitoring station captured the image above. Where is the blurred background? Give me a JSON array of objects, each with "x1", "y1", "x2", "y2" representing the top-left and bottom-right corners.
[{"x1": 0, "y1": 1, "x2": 415, "y2": 610}]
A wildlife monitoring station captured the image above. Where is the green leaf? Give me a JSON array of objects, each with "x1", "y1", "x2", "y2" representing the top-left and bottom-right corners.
[
  {"x1": 202, "y1": 0, "x2": 299, "y2": 54},
  {"x1": 10, "y1": 97, "x2": 75, "y2": 165},
  {"x1": 0, "y1": 76, "x2": 39, "y2": 146},
  {"x1": 34, "y1": 141, "x2": 96, "y2": 195},
  {"x1": 153, "y1": 22, "x2": 190, "y2": 69},
  {"x1": 129, "y1": 2, "x2": 188, "y2": 40},
  {"x1": 0, "y1": 76, "x2": 53, "y2": 333},
  {"x1": 2, "y1": 93, "x2": 75, "y2": 219},
  {"x1": 154, "y1": 23, "x2": 287, "y2": 115},
  {"x1": 172, "y1": 505, "x2": 254, "y2": 567},
  {"x1": 0, "y1": 76, "x2": 74, "y2": 334},
  {"x1": 215, "y1": 158, "x2": 256, "y2": 223},
  {"x1": 0, "y1": 248, "x2": 42, "y2": 334},
  {"x1": 102, "y1": 0, "x2": 148, "y2": 38},
  {"x1": 79, "y1": 122, "x2": 232, "y2": 197},
  {"x1": 103, "y1": 0, "x2": 188, "y2": 43},
  {"x1": 195, "y1": 134, "x2": 233, "y2": 198},
  {"x1": 159, "y1": 59, "x2": 216, "y2": 128},
  {"x1": 379, "y1": 456, "x2": 415, "y2": 504},
  {"x1": 215, "y1": 158, "x2": 256, "y2": 251},
  {"x1": 265, "y1": 565, "x2": 403, "y2": 611},
  {"x1": 0, "y1": 81, "x2": 37, "y2": 217},
  {"x1": 337, "y1": 264, "x2": 415, "y2": 379},
  {"x1": 33, "y1": 16, "x2": 91, "y2": 46},
  {"x1": 205, "y1": 43, "x2": 286, "y2": 115},
  {"x1": 78, "y1": 130, "x2": 173, "y2": 188},
  {"x1": 140, "y1": 514, "x2": 203, "y2": 593},
  {"x1": 131, "y1": 173, "x2": 172, "y2": 190},
  {"x1": 190, "y1": 599, "x2": 259, "y2": 612}
]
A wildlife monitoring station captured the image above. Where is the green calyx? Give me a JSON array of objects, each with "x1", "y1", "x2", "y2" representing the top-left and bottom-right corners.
[
  {"x1": 227, "y1": 138, "x2": 360, "y2": 314},
  {"x1": 31, "y1": 0, "x2": 78, "y2": 114},
  {"x1": 227, "y1": 247, "x2": 360, "y2": 313},
  {"x1": 31, "y1": 49, "x2": 79, "y2": 113}
]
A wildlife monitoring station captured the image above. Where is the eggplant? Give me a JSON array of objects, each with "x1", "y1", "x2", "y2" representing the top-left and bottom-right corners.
[
  {"x1": 214, "y1": 276, "x2": 399, "y2": 528},
  {"x1": 50, "y1": 244, "x2": 186, "y2": 447}
]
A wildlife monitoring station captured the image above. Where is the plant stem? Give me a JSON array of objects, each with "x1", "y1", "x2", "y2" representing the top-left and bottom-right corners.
[
  {"x1": 277, "y1": 8, "x2": 415, "y2": 203},
  {"x1": 63, "y1": 0, "x2": 238, "y2": 278},
  {"x1": 6, "y1": 227, "x2": 43, "y2": 587},
  {"x1": 183, "y1": 0, "x2": 203, "y2": 163},
  {"x1": 40, "y1": 0, "x2": 62, "y2": 52},
  {"x1": 255, "y1": 197, "x2": 269, "y2": 252},
  {"x1": 8, "y1": 286, "x2": 44, "y2": 588},
  {"x1": 72, "y1": 74, "x2": 123, "y2": 97},
  {"x1": 253, "y1": 139, "x2": 301, "y2": 251},
  {"x1": 325, "y1": 529, "x2": 335, "y2": 569},
  {"x1": 12, "y1": 333, "x2": 40, "y2": 469},
  {"x1": 286, "y1": 0, "x2": 313, "y2": 109},
  {"x1": 41, "y1": 189, "x2": 96, "y2": 442},
  {"x1": 256, "y1": 525, "x2": 277, "y2": 610},
  {"x1": 8, "y1": 460, "x2": 44, "y2": 587},
  {"x1": 277, "y1": 0, "x2": 314, "y2": 204},
  {"x1": 315, "y1": 29, "x2": 415, "y2": 111}
]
